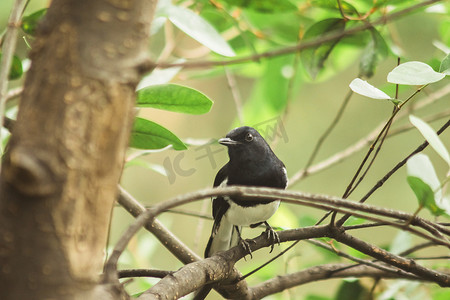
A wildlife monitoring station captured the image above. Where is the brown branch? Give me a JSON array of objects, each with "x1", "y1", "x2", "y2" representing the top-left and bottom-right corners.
[
  {"x1": 332, "y1": 228, "x2": 450, "y2": 287},
  {"x1": 249, "y1": 262, "x2": 436, "y2": 299},
  {"x1": 117, "y1": 186, "x2": 201, "y2": 265},
  {"x1": 139, "y1": 224, "x2": 449, "y2": 299},
  {"x1": 111, "y1": 186, "x2": 450, "y2": 270},
  {"x1": 118, "y1": 268, "x2": 173, "y2": 279},
  {"x1": 109, "y1": 185, "x2": 450, "y2": 298},
  {"x1": 306, "y1": 239, "x2": 412, "y2": 276},
  {"x1": 110, "y1": 186, "x2": 450, "y2": 275}
]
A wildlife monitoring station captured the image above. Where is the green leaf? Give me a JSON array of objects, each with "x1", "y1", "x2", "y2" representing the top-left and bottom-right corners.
[
  {"x1": 136, "y1": 84, "x2": 213, "y2": 115},
  {"x1": 130, "y1": 117, "x2": 187, "y2": 150},
  {"x1": 312, "y1": 0, "x2": 358, "y2": 15},
  {"x1": 439, "y1": 52, "x2": 450, "y2": 75},
  {"x1": 304, "y1": 295, "x2": 330, "y2": 300},
  {"x1": 21, "y1": 9, "x2": 47, "y2": 36},
  {"x1": 166, "y1": 5, "x2": 235, "y2": 57},
  {"x1": 409, "y1": 115, "x2": 450, "y2": 166},
  {"x1": 335, "y1": 280, "x2": 368, "y2": 300},
  {"x1": 406, "y1": 154, "x2": 446, "y2": 216},
  {"x1": 349, "y1": 78, "x2": 392, "y2": 100},
  {"x1": 223, "y1": 0, "x2": 297, "y2": 13},
  {"x1": 387, "y1": 61, "x2": 445, "y2": 85},
  {"x1": 407, "y1": 176, "x2": 445, "y2": 216},
  {"x1": 301, "y1": 18, "x2": 346, "y2": 79},
  {"x1": 359, "y1": 28, "x2": 389, "y2": 78},
  {"x1": 0, "y1": 53, "x2": 23, "y2": 80}
]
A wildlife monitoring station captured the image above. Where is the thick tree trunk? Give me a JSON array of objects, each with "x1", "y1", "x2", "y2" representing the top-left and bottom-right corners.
[{"x1": 0, "y1": 0, "x2": 156, "y2": 299}]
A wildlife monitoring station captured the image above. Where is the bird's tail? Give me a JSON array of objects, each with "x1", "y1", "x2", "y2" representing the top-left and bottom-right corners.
[
  {"x1": 195, "y1": 219, "x2": 241, "y2": 299},
  {"x1": 205, "y1": 217, "x2": 241, "y2": 258}
]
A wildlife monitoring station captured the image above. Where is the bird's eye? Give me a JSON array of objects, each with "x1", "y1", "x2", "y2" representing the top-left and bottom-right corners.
[{"x1": 245, "y1": 133, "x2": 253, "y2": 142}]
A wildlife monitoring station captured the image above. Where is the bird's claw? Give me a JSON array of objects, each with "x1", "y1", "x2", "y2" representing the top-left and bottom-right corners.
[
  {"x1": 264, "y1": 226, "x2": 280, "y2": 253},
  {"x1": 240, "y1": 239, "x2": 256, "y2": 259}
]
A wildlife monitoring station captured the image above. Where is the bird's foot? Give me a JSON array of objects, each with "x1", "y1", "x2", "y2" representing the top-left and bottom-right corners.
[
  {"x1": 264, "y1": 222, "x2": 280, "y2": 253},
  {"x1": 239, "y1": 239, "x2": 256, "y2": 260}
]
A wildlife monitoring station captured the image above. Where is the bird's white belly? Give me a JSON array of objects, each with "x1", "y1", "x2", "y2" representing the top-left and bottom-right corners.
[{"x1": 224, "y1": 199, "x2": 280, "y2": 226}]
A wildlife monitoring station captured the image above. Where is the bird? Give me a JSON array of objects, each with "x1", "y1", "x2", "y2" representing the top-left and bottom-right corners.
[{"x1": 204, "y1": 126, "x2": 288, "y2": 258}]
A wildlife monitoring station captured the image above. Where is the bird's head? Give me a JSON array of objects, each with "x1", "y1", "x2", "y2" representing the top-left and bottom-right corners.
[{"x1": 219, "y1": 126, "x2": 271, "y2": 162}]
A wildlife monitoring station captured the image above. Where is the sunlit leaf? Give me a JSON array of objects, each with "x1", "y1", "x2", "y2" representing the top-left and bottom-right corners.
[
  {"x1": 349, "y1": 78, "x2": 391, "y2": 100},
  {"x1": 387, "y1": 61, "x2": 445, "y2": 85},
  {"x1": 409, "y1": 115, "x2": 450, "y2": 166},
  {"x1": 406, "y1": 154, "x2": 447, "y2": 216},
  {"x1": 21, "y1": 9, "x2": 47, "y2": 36},
  {"x1": 130, "y1": 117, "x2": 187, "y2": 150},
  {"x1": 136, "y1": 84, "x2": 213, "y2": 115},
  {"x1": 439, "y1": 52, "x2": 450, "y2": 75},
  {"x1": 312, "y1": 0, "x2": 358, "y2": 15},
  {"x1": 166, "y1": 5, "x2": 235, "y2": 57},
  {"x1": 223, "y1": 0, "x2": 296, "y2": 13},
  {"x1": 301, "y1": 18, "x2": 346, "y2": 79}
]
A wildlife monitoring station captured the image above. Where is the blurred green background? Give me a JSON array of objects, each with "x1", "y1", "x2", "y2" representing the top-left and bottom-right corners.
[{"x1": 1, "y1": 0, "x2": 449, "y2": 299}]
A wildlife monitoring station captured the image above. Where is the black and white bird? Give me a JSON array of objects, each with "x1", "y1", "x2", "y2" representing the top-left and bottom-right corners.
[{"x1": 204, "y1": 126, "x2": 288, "y2": 258}]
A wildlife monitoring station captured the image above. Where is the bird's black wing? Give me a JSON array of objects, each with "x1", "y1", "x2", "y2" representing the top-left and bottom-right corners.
[
  {"x1": 212, "y1": 163, "x2": 228, "y2": 217},
  {"x1": 204, "y1": 163, "x2": 230, "y2": 258}
]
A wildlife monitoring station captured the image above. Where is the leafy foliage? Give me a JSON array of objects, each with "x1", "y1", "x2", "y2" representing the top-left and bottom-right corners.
[
  {"x1": 130, "y1": 117, "x2": 187, "y2": 151},
  {"x1": 136, "y1": 84, "x2": 213, "y2": 115},
  {"x1": 21, "y1": 8, "x2": 46, "y2": 35},
  {"x1": 0, "y1": 53, "x2": 23, "y2": 80},
  {"x1": 301, "y1": 18, "x2": 346, "y2": 79}
]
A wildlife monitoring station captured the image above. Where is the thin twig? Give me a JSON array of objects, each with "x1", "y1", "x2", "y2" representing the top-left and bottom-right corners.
[
  {"x1": 306, "y1": 239, "x2": 413, "y2": 277},
  {"x1": 224, "y1": 68, "x2": 244, "y2": 125},
  {"x1": 336, "y1": 118, "x2": 450, "y2": 227},
  {"x1": 118, "y1": 268, "x2": 173, "y2": 279},
  {"x1": 289, "y1": 73, "x2": 450, "y2": 187},
  {"x1": 116, "y1": 186, "x2": 201, "y2": 265},
  {"x1": 332, "y1": 228, "x2": 449, "y2": 287},
  {"x1": 302, "y1": 89, "x2": 354, "y2": 177}
]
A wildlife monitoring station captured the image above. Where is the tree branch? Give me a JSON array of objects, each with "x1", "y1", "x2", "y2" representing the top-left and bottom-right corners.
[
  {"x1": 249, "y1": 263, "x2": 426, "y2": 299},
  {"x1": 111, "y1": 185, "x2": 449, "y2": 298},
  {"x1": 117, "y1": 186, "x2": 200, "y2": 265},
  {"x1": 332, "y1": 227, "x2": 450, "y2": 287},
  {"x1": 143, "y1": 0, "x2": 441, "y2": 70}
]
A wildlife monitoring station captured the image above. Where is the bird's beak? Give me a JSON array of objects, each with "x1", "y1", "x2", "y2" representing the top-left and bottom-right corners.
[{"x1": 219, "y1": 137, "x2": 240, "y2": 146}]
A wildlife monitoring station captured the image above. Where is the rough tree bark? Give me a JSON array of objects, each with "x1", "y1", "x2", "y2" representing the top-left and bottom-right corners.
[{"x1": 0, "y1": 0, "x2": 157, "y2": 299}]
